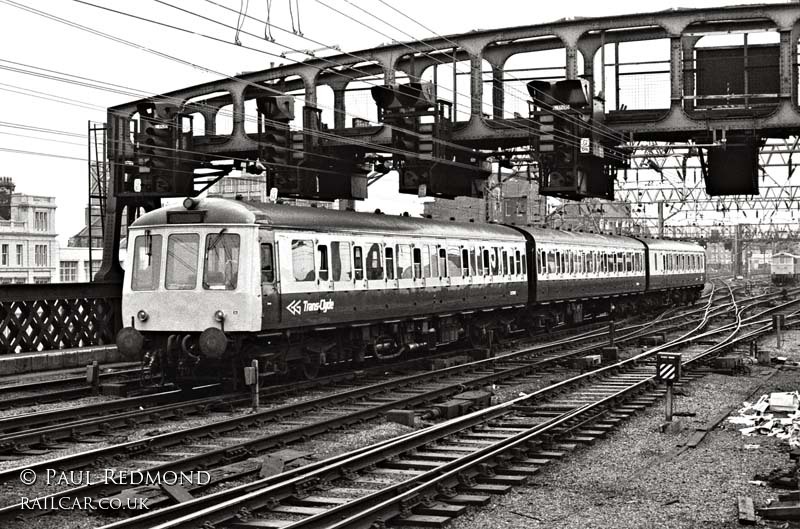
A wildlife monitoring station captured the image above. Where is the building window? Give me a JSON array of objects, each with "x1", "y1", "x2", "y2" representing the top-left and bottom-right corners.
[
  {"x1": 35, "y1": 211, "x2": 48, "y2": 232},
  {"x1": 15, "y1": 244, "x2": 22, "y2": 266},
  {"x1": 60, "y1": 261, "x2": 78, "y2": 282},
  {"x1": 34, "y1": 245, "x2": 48, "y2": 267},
  {"x1": 83, "y1": 260, "x2": 99, "y2": 280},
  {"x1": 34, "y1": 277, "x2": 50, "y2": 284},
  {"x1": 1, "y1": 244, "x2": 7, "y2": 266}
]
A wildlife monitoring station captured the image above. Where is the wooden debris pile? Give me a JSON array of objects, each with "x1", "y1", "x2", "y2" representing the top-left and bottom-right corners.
[{"x1": 727, "y1": 392, "x2": 800, "y2": 447}]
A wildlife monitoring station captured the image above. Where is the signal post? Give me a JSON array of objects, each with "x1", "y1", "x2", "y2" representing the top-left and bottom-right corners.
[{"x1": 656, "y1": 353, "x2": 681, "y2": 425}]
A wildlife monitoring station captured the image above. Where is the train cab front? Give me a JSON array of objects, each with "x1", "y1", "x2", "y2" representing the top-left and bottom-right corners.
[{"x1": 116, "y1": 199, "x2": 262, "y2": 386}]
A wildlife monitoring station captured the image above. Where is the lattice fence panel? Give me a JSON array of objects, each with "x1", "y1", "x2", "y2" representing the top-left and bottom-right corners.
[{"x1": 0, "y1": 282, "x2": 121, "y2": 354}]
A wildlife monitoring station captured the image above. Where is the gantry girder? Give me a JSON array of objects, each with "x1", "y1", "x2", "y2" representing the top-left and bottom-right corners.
[{"x1": 100, "y1": 3, "x2": 800, "y2": 280}]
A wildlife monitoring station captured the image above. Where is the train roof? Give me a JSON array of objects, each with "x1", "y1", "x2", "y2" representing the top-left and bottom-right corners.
[
  {"x1": 637, "y1": 238, "x2": 706, "y2": 253},
  {"x1": 131, "y1": 198, "x2": 524, "y2": 240},
  {"x1": 772, "y1": 251, "x2": 800, "y2": 259},
  {"x1": 514, "y1": 226, "x2": 644, "y2": 249}
]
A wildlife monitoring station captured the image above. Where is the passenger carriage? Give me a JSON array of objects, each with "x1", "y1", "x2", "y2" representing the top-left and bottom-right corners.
[{"x1": 117, "y1": 197, "x2": 706, "y2": 385}]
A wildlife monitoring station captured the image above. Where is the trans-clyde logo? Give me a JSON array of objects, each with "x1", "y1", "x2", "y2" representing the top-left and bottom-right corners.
[{"x1": 286, "y1": 298, "x2": 335, "y2": 316}]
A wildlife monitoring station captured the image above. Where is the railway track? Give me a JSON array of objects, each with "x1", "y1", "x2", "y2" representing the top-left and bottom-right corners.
[
  {"x1": 91, "y1": 282, "x2": 800, "y2": 529},
  {"x1": 0, "y1": 287, "x2": 756, "y2": 522},
  {"x1": 0, "y1": 365, "x2": 142, "y2": 411}
]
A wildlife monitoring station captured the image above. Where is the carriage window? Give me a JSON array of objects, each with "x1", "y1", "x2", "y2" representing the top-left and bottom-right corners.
[
  {"x1": 292, "y1": 239, "x2": 315, "y2": 282},
  {"x1": 132, "y1": 234, "x2": 162, "y2": 291},
  {"x1": 438, "y1": 248, "x2": 448, "y2": 277},
  {"x1": 626, "y1": 252, "x2": 632, "y2": 272},
  {"x1": 397, "y1": 245, "x2": 412, "y2": 279},
  {"x1": 317, "y1": 244, "x2": 329, "y2": 281},
  {"x1": 555, "y1": 251, "x2": 561, "y2": 274},
  {"x1": 634, "y1": 253, "x2": 641, "y2": 272},
  {"x1": 353, "y1": 246, "x2": 364, "y2": 280},
  {"x1": 538, "y1": 250, "x2": 545, "y2": 275},
  {"x1": 462, "y1": 248, "x2": 470, "y2": 276},
  {"x1": 422, "y1": 246, "x2": 431, "y2": 278},
  {"x1": 166, "y1": 233, "x2": 199, "y2": 290},
  {"x1": 431, "y1": 247, "x2": 440, "y2": 277},
  {"x1": 503, "y1": 249, "x2": 510, "y2": 275},
  {"x1": 477, "y1": 249, "x2": 483, "y2": 276},
  {"x1": 515, "y1": 250, "x2": 522, "y2": 275},
  {"x1": 469, "y1": 248, "x2": 477, "y2": 276},
  {"x1": 547, "y1": 251, "x2": 556, "y2": 274},
  {"x1": 486, "y1": 249, "x2": 493, "y2": 275},
  {"x1": 385, "y1": 246, "x2": 395, "y2": 280},
  {"x1": 332, "y1": 241, "x2": 351, "y2": 281},
  {"x1": 448, "y1": 247, "x2": 462, "y2": 277},
  {"x1": 260, "y1": 243, "x2": 274, "y2": 283},
  {"x1": 662, "y1": 254, "x2": 666, "y2": 271},
  {"x1": 491, "y1": 248, "x2": 500, "y2": 275},
  {"x1": 412, "y1": 247, "x2": 422, "y2": 278},
  {"x1": 366, "y1": 243, "x2": 383, "y2": 280},
  {"x1": 204, "y1": 233, "x2": 240, "y2": 290}
]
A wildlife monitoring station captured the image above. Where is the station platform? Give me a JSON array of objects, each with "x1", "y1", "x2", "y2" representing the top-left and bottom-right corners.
[{"x1": 0, "y1": 345, "x2": 123, "y2": 375}]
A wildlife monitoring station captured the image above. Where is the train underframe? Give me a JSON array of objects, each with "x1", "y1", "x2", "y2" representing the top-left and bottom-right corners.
[{"x1": 138, "y1": 285, "x2": 701, "y2": 389}]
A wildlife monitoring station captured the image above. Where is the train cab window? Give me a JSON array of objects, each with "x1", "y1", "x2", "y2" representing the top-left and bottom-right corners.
[
  {"x1": 353, "y1": 246, "x2": 364, "y2": 280},
  {"x1": 485, "y1": 249, "x2": 492, "y2": 276},
  {"x1": 204, "y1": 233, "x2": 241, "y2": 290},
  {"x1": 166, "y1": 233, "x2": 199, "y2": 290},
  {"x1": 260, "y1": 243, "x2": 274, "y2": 283},
  {"x1": 397, "y1": 245, "x2": 412, "y2": 279},
  {"x1": 132, "y1": 234, "x2": 162, "y2": 291},
  {"x1": 384, "y1": 246, "x2": 395, "y2": 280},
  {"x1": 448, "y1": 247, "x2": 462, "y2": 277},
  {"x1": 331, "y1": 241, "x2": 352, "y2": 281},
  {"x1": 438, "y1": 248, "x2": 448, "y2": 277},
  {"x1": 292, "y1": 240, "x2": 315, "y2": 282},
  {"x1": 317, "y1": 244, "x2": 329, "y2": 281},
  {"x1": 461, "y1": 248, "x2": 470, "y2": 276},
  {"x1": 366, "y1": 243, "x2": 383, "y2": 280}
]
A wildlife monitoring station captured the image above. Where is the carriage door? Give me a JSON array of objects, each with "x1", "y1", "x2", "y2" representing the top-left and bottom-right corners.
[{"x1": 259, "y1": 231, "x2": 280, "y2": 325}]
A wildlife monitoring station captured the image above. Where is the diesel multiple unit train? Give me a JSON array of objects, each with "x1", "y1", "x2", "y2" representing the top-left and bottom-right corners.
[{"x1": 116, "y1": 197, "x2": 706, "y2": 385}]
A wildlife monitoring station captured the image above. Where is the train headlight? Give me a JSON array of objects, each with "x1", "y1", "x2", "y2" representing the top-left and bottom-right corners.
[
  {"x1": 214, "y1": 309, "x2": 226, "y2": 322},
  {"x1": 137, "y1": 309, "x2": 149, "y2": 322},
  {"x1": 183, "y1": 197, "x2": 198, "y2": 210}
]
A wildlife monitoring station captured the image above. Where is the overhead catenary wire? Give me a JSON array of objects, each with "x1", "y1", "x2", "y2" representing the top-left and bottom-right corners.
[{"x1": 61, "y1": 0, "x2": 544, "y2": 174}]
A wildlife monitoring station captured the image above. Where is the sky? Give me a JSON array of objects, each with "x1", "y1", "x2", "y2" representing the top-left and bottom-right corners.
[{"x1": 0, "y1": 0, "x2": 790, "y2": 244}]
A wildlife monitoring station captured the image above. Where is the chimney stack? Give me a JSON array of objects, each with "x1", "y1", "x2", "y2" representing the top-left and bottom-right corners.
[{"x1": 0, "y1": 177, "x2": 15, "y2": 221}]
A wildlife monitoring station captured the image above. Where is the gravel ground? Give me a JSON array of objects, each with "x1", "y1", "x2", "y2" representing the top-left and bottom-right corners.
[{"x1": 450, "y1": 331, "x2": 800, "y2": 529}]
